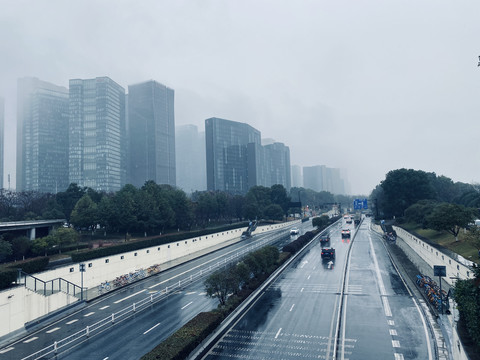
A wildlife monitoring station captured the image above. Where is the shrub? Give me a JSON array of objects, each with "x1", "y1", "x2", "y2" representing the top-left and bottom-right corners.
[{"x1": 0, "y1": 269, "x2": 17, "y2": 290}]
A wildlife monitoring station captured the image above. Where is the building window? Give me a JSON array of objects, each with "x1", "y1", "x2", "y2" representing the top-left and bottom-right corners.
[
  {"x1": 105, "y1": 259, "x2": 109, "y2": 263},
  {"x1": 146, "y1": 250, "x2": 150, "y2": 254},
  {"x1": 70, "y1": 267, "x2": 74, "y2": 272},
  {"x1": 88, "y1": 263, "x2": 92, "y2": 268},
  {"x1": 121, "y1": 256, "x2": 124, "y2": 260},
  {"x1": 134, "y1": 252, "x2": 137, "y2": 256},
  {"x1": 158, "y1": 247, "x2": 160, "y2": 251}
]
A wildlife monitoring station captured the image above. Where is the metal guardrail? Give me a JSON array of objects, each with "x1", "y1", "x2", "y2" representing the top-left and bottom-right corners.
[
  {"x1": 20, "y1": 229, "x2": 289, "y2": 359},
  {"x1": 18, "y1": 271, "x2": 82, "y2": 298}
]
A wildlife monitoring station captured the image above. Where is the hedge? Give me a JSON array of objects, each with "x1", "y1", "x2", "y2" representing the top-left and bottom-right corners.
[
  {"x1": 0, "y1": 257, "x2": 50, "y2": 290},
  {"x1": 0, "y1": 269, "x2": 17, "y2": 290}
]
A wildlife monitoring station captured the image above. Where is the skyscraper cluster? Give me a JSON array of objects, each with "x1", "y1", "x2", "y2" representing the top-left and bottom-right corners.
[
  {"x1": 11, "y1": 76, "x2": 348, "y2": 196},
  {"x1": 16, "y1": 77, "x2": 175, "y2": 193}
]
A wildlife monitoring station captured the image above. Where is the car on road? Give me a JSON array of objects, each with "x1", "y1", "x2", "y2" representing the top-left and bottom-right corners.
[
  {"x1": 290, "y1": 227, "x2": 300, "y2": 235},
  {"x1": 341, "y1": 229, "x2": 351, "y2": 238},
  {"x1": 321, "y1": 248, "x2": 335, "y2": 259},
  {"x1": 319, "y1": 234, "x2": 330, "y2": 244}
]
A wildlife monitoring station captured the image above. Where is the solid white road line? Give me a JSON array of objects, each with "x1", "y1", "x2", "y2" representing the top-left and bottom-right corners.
[
  {"x1": 143, "y1": 322, "x2": 161, "y2": 335},
  {"x1": 114, "y1": 289, "x2": 146, "y2": 304},
  {"x1": 181, "y1": 301, "x2": 193, "y2": 310},
  {"x1": 275, "y1": 328, "x2": 282, "y2": 339},
  {"x1": 289, "y1": 304, "x2": 295, "y2": 312}
]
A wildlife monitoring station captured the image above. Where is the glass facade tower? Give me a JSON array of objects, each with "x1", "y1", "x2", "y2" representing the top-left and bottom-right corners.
[
  {"x1": 127, "y1": 80, "x2": 175, "y2": 188},
  {"x1": 205, "y1": 117, "x2": 261, "y2": 195},
  {"x1": 176, "y1": 124, "x2": 205, "y2": 193},
  {"x1": 16, "y1": 77, "x2": 69, "y2": 193},
  {"x1": 0, "y1": 97, "x2": 4, "y2": 190},
  {"x1": 69, "y1": 77, "x2": 126, "y2": 192}
]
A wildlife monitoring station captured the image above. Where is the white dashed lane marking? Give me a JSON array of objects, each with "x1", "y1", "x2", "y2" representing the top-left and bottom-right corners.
[
  {"x1": 66, "y1": 319, "x2": 78, "y2": 325},
  {"x1": 84, "y1": 312, "x2": 95, "y2": 317},
  {"x1": 23, "y1": 337, "x2": 38, "y2": 343},
  {"x1": 46, "y1": 327, "x2": 60, "y2": 334}
]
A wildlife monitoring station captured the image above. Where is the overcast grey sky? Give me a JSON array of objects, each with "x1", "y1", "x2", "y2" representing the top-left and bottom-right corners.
[{"x1": 1, "y1": 0, "x2": 479, "y2": 195}]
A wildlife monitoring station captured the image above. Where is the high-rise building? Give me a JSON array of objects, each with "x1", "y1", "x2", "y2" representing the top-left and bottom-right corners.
[
  {"x1": 248, "y1": 141, "x2": 291, "y2": 190},
  {"x1": 205, "y1": 117, "x2": 261, "y2": 195},
  {"x1": 69, "y1": 77, "x2": 126, "y2": 192},
  {"x1": 16, "y1": 77, "x2": 69, "y2": 193},
  {"x1": 176, "y1": 124, "x2": 205, "y2": 193},
  {"x1": 264, "y1": 142, "x2": 291, "y2": 190},
  {"x1": 303, "y1": 165, "x2": 347, "y2": 194},
  {"x1": 291, "y1": 165, "x2": 302, "y2": 188},
  {"x1": 127, "y1": 80, "x2": 175, "y2": 188},
  {"x1": 0, "y1": 97, "x2": 4, "y2": 189},
  {"x1": 303, "y1": 165, "x2": 326, "y2": 193}
]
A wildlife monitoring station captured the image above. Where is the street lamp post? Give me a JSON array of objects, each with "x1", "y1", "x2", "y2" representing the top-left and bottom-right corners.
[{"x1": 79, "y1": 263, "x2": 85, "y2": 301}]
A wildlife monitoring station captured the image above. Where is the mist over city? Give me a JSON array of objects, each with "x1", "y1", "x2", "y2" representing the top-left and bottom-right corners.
[{"x1": 1, "y1": 1, "x2": 479, "y2": 196}]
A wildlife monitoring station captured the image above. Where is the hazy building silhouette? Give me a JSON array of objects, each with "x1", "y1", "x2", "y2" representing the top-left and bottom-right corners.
[
  {"x1": 303, "y1": 165, "x2": 346, "y2": 194},
  {"x1": 248, "y1": 141, "x2": 291, "y2": 190},
  {"x1": 69, "y1": 77, "x2": 126, "y2": 192},
  {"x1": 0, "y1": 97, "x2": 4, "y2": 189},
  {"x1": 16, "y1": 77, "x2": 69, "y2": 193},
  {"x1": 127, "y1": 80, "x2": 175, "y2": 188},
  {"x1": 176, "y1": 124, "x2": 205, "y2": 193},
  {"x1": 205, "y1": 117, "x2": 261, "y2": 195},
  {"x1": 291, "y1": 164, "x2": 302, "y2": 188}
]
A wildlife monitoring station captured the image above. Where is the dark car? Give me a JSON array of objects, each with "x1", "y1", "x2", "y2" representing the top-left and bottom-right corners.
[
  {"x1": 321, "y1": 248, "x2": 335, "y2": 259},
  {"x1": 341, "y1": 229, "x2": 351, "y2": 238},
  {"x1": 319, "y1": 235, "x2": 330, "y2": 244}
]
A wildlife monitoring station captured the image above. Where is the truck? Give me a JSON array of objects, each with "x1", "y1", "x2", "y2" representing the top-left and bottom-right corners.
[{"x1": 354, "y1": 213, "x2": 361, "y2": 226}]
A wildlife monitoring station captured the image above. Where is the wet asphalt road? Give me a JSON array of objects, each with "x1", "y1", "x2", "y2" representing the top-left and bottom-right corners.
[{"x1": 202, "y1": 219, "x2": 433, "y2": 360}]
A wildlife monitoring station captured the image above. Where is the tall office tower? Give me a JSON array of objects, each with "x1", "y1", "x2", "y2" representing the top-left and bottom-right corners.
[
  {"x1": 127, "y1": 80, "x2": 175, "y2": 188},
  {"x1": 205, "y1": 117, "x2": 261, "y2": 195},
  {"x1": 69, "y1": 77, "x2": 126, "y2": 192},
  {"x1": 303, "y1": 165, "x2": 326, "y2": 193},
  {"x1": 16, "y1": 77, "x2": 69, "y2": 193},
  {"x1": 248, "y1": 141, "x2": 291, "y2": 190},
  {"x1": 264, "y1": 142, "x2": 291, "y2": 190},
  {"x1": 0, "y1": 97, "x2": 4, "y2": 189},
  {"x1": 176, "y1": 124, "x2": 206, "y2": 193},
  {"x1": 291, "y1": 165, "x2": 302, "y2": 188}
]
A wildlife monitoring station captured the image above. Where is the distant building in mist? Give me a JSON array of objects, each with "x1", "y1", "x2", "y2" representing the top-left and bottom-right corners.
[
  {"x1": 69, "y1": 77, "x2": 126, "y2": 192},
  {"x1": 303, "y1": 165, "x2": 346, "y2": 195},
  {"x1": 248, "y1": 141, "x2": 291, "y2": 190},
  {"x1": 176, "y1": 124, "x2": 205, "y2": 193},
  {"x1": 291, "y1": 165, "x2": 302, "y2": 188},
  {"x1": 206, "y1": 117, "x2": 291, "y2": 194},
  {"x1": 127, "y1": 80, "x2": 175, "y2": 188},
  {"x1": 205, "y1": 117, "x2": 261, "y2": 195},
  {"x1": 0, "y1": 97, "x2": 4, "y2": 189},
  {"x1": 16, "y1": 77, "x2": 69, "y2": 193}
]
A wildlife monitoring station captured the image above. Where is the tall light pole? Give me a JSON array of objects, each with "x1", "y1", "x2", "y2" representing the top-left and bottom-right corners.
[{"x1": 79, "y1": 263, "x2": 85, "y2": 301}]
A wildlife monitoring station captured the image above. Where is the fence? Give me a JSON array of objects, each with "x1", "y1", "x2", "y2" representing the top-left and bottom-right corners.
[{"x1": 17, "y1": 271, "x2": 83, "y2": 299}]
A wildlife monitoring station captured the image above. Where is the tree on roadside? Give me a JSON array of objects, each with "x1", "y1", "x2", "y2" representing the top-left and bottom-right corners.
[
  {"x1": 204, "y1": 266, "x2": 238, "y2": 306},
  {"x1": 11, "y1": 236, "x2": 31, "y2": 260},
  {"x1": 312, "y1": 215, "x2": 330, "y2": 229},
  {"x1": 70, "y1": 194, "x2": 98, "y2": 232},
  {"x1": 0, "y1": 237, "x2": 12, "y2": 262},
  {"x1": 53, "y1": 227, "x2": 79, "y2": 253},
  {"x1": 453, "y1": 264, "x2": 480, "y2": 347},
  {"x1": 426, "y1": 203, "x2": 476, "y2": 241}
]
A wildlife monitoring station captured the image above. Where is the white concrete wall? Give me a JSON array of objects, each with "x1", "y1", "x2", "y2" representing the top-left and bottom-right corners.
[
  {"x1": 0, "y1": 221, "x2": 298, "y2": 338},
  {"x1": 392, "y1": 226, "x2": 474, "y2": 285},
  {"x1": 0, "y1": 286, "x2": 77, "y2": 338}
]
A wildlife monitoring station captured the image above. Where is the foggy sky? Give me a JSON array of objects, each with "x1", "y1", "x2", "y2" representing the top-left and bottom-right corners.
[{"x1": 1, "y1": 0, "x2": 479, "y2": 195}]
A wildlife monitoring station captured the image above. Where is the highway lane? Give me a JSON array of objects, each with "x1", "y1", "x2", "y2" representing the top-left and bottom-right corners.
[
  {"x1": 201, "y1": 218, "x2": 434, "y2": 359},
  {"x1": 1, "y1": 221, "x2": 313, "y2": 359}
]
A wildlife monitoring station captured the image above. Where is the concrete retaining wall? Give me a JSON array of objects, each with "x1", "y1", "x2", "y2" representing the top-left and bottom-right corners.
[{"x1": 0, "y1": 221, "x2": 298, "y2": 340}]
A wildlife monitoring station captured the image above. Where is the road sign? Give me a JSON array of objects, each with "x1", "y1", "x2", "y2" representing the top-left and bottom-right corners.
[
  {"x1": 363, "y1": 199, "x2": 368, "y2": 209},
  {"x1": 353, "y1": 199, "x2": 362, "y2": 210},
  {"x1": 434, "y1": 265, "x2": 446, "y2": 277}
]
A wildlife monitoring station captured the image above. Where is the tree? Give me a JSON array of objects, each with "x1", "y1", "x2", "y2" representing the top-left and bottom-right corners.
[
  {"x1": 453, "y1": 265, "x2": 480, "y2": 347},
  {"x1": 56, "y1": 183, "x2": 87, "y2": 222},
  {"x1": 404, "y1": 200, "x2": 437, "y2": 227},
  {"x1": 263, "y1": 204, "x2": 284, "y2": 221},
  {"x1": 11, "y1": 236, "x2": 31, "y2": 260},
  {"x1": 380, "y1": 169, "x2": 436, "y2": 218},
  {"x1": 70, "y1": 194, "x2": 98, "y2": 232},
  {"x1": 0, "y1": 237, "x2": 12, "y2": 262},
  {"x1": 53, "y1": 227, "x2": 78, "y2": 252},
  {"x1": 426, "y1": 203, "x2": 476, "y2": 241},
  {"x1": 270, "y1": 184, "x2": 290, "y2": 215},
  {"x1": 464, "y1": 227, "x2": 480, "y2": 254},
  {"x1": 204, "y1": 266, "x2": 236, "y2": 306},
  {"x1": 312, "y1": 215, "x2": 330, "y2": 229}
]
